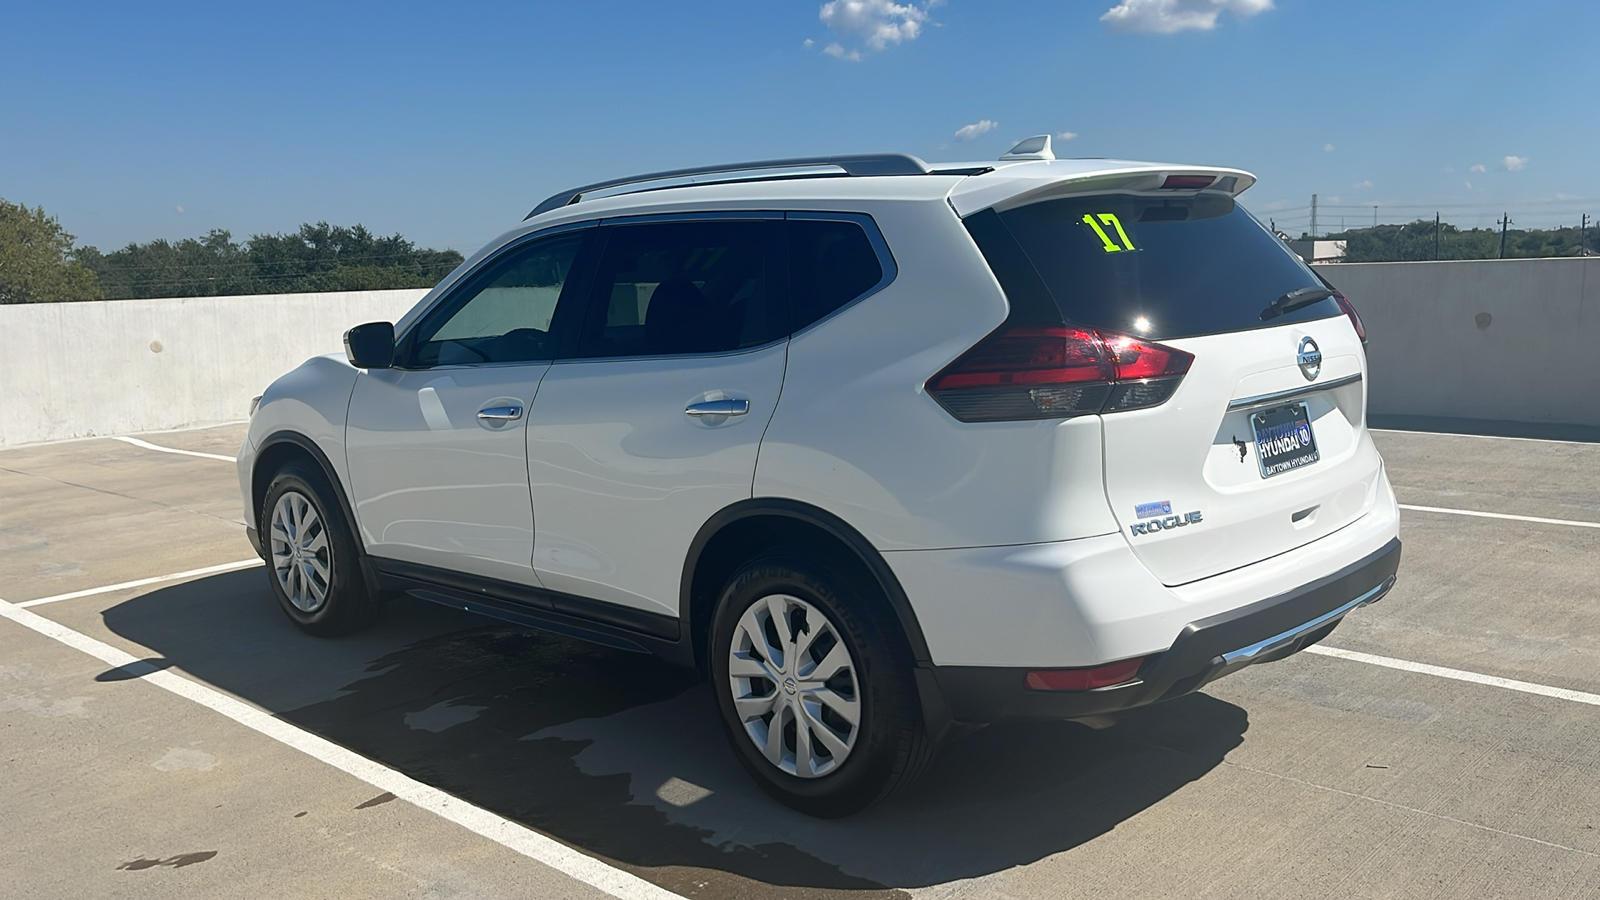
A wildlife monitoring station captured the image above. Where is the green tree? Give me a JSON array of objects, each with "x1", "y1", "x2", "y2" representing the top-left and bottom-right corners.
[
  {"x1": 0, "y1": 198, "x2": 101, "y2": 303},
  {"x1": 80, "y1": 229, "x2": 256, "y2": 298},
  {"x1": 85, "y1": 221, "x2": 465, "y2": 299},
  {"x1": 1331, "y1": 218, "x2": 1595, "y2": 262}
]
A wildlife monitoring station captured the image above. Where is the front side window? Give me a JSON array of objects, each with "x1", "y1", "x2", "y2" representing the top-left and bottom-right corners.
[
  {"x1": 571, "y1": 220, "x2": 781, "y2": 359},
  {"x1": 407, "y1": 231, "x2": 587, "y2": 366}
]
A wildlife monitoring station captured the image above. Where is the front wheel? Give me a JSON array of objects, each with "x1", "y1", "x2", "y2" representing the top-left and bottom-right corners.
[
  {"x1": 261, "y1": 462, "x2": 380, "y2": 636},
  {"x1": 709, "y1": 552, "x2": 932, "y2": 817}
]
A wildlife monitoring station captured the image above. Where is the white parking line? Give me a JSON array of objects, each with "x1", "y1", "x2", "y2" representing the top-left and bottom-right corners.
[
  {"x1": 0, "y1": 596, "x2": 683, "y2": 900},
  {"x1": 112, "y1": 435, "x2": 236, "y2": 462},
  {"x1": 1399, "y1": 503, "x2": 1600, "y2": 530},
  {"x1": 1307, "y1": 645, "x2": 1600, "y2": 708},
  {"x1": 1372, "y1": 428, "x2": 1599, "y2": 446},
  {"x1": 16, "y1": 559, "x2": 265, "y2": 608}
]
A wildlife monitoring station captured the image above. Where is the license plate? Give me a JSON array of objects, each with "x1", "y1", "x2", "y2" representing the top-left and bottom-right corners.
[{"x1": 1251, "y1": 402, "x2": 1319, "y2": 478}]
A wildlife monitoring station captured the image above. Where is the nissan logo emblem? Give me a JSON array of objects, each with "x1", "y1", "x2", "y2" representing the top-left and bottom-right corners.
[{"x1": 1297, "y1": 337, "x2": 1322, "y2": 381}]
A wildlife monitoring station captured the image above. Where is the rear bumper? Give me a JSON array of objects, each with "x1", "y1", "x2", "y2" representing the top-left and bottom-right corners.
[{"x1": 928, "y1": 536, "x2": 1400, "y2": 723}]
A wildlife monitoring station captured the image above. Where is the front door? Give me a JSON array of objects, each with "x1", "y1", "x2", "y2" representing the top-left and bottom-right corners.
[
  {"x1": 345, "y1": 227, "x2": 592, "y2": 585},
  {"x1": 528, "y1": 217, "x2": 788, "y2": 616}
]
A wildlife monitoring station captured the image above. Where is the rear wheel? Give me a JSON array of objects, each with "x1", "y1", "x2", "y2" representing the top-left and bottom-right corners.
[
  {"x1": 709, "y1": 551, "x2": 931, "y2": 817},
  {"x1": 261, "y1": 462, "x2": 380, "y2": 636}
]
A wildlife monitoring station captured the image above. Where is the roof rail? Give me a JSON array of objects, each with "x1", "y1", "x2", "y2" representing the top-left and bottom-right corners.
[{"x1": 525, "y1": 153, "x2": 932, "y2": 219}]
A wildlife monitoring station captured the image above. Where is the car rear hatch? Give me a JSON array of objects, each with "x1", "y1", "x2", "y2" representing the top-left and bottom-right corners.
[{"x1": 950, "y1": 185, "x2": 1382, "y2": 586}]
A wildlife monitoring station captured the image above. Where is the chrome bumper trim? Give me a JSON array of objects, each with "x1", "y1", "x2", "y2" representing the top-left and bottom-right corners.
[{"x1": 1221, "y1": 574, "x2": 1394, "y2": 664}]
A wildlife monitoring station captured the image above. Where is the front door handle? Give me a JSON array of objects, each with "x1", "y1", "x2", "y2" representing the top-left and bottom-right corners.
[
  {"x1": 685, "y1": 399, "x2": 749, "y2": 417},
  {"x1": 477, "y1": 404, "x2": 524, "y2": 422}
]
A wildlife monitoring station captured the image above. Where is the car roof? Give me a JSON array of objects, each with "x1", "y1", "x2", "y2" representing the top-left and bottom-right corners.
[{"x1": 520, "y1": 155, "x2": 1257, "y2": 231}]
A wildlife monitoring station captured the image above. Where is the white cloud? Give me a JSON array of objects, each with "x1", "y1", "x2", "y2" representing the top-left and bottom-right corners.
[
  {"x1": 1101, "y1": 0, "x2": 1273, "y2": 34},
  {"x1": 817, "y1": 0, "x2": 934, "y2": 59},
  {"x1": 1353, "y1": 180, "x2": 1373, "y2": 189},
  {"x1": 1465, "y1": 181, "x2": 1474, "y2": 189},
  {"x1": 1469, "y1": 164, "x2": 1486, "y2": 173},
  {"x1": 1501, "y1": 155, "x2": 1527, "y2": 171},
  {"x1": 954, "y1": 120, "x2": 998, "y2": 142},
  {"x1": 1324, "y1": 143, "x2": 1335, "y2": 153},
  {"x1": 174, "y1": 205, "x2": 185, "y2": 213},
  {"x1": 1444, "y1": 166, "x2": 1455, "y2": 173},
  {"x1": 802, "y1": 38, "x2": 815, "y2": 49},
  {"x1": 1057, "y1": 131, "x2": 1079, "y2": 141}
]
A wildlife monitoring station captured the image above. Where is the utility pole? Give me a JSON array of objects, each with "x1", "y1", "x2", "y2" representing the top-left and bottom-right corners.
[
  {"x1": 1435, "y1": 213, "x2": 1441, "y2": 260},
  {"x1": 1310, "y1": 194, "x2": 1318, "y2": 238},
  {"x1": 1498, "y1": 213, "x2": 1513, "y2": 259},
  {"x1": 1583, "y1": 214, "x2": 1591, "y2": 255},
  {"x1": 1373, "y1": 205, "x2": 1378, "y2": 228}
]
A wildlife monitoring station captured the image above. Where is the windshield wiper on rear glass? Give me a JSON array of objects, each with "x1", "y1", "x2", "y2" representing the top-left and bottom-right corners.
[{"x1": 1260, "y1": 286, "x2": 1333, "y2": 321}]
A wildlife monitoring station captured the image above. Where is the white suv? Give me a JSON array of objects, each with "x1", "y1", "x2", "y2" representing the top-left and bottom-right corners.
[{"x1": 238, "y1": 136, "x2": 1401, "y2": 817}]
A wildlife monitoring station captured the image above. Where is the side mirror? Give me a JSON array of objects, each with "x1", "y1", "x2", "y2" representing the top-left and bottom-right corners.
[{"x1": 344, "y1": 321, "x2": 395, "y2": 369}]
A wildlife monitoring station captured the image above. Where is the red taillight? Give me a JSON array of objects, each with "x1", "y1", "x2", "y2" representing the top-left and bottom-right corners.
[
  {"x1": 927, "y1": 326, "x2": 1194, "y2": 423},
  {"x1": 1025, "y1": 656, "x2": 1148, "y2": 691},
  {"x1": 927, "y1": 326, "x2": 1110, "y2": 389},
  {"x1": 1160, "y1": 174, "x2": 1216, "y2": 190},
  {"x1": 1332, "y1": 291, "x2": 1366, "y2": 343}
]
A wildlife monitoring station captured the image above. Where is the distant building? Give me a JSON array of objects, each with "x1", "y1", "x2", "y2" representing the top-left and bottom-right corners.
[{"x1": 1289, "y1": 240, "x2": 1347, "y2": 263}]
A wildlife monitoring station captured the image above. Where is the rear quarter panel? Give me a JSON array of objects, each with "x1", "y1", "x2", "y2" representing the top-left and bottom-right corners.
[{"x1": 754, "y1": 198, "x2": 1120, "y2": 550}]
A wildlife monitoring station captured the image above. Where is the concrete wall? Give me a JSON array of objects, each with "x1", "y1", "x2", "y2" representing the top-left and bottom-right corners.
[
  {"x1": 4, "y1": 258, "x2": 1598, "y2": 447},
  {"x1": 1314, "y1": 258, "x2": 1600, "y2": 427},
  {"x1": 0, "y1": 289, "x2": 428, "y2": 447}
]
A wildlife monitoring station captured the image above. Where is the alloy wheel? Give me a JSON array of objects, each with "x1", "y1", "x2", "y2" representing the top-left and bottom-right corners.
[
  {"x1": 727, "y1": 594, "x2": 861, "y2": 778},
  {"x1": 269, "y1": 490, "x2": 332, "y2": 613}
]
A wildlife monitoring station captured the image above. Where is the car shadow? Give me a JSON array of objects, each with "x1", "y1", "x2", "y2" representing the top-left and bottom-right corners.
[{"x1": 101, "y1": 570, "x2": 1250, "y2": 895}]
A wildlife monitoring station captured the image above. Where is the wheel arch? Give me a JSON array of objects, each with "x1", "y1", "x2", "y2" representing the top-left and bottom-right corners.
[
  {"x1": 680, "y1": 498, "x2": 933, "y2": 674},
  {"x1": 251, "y1": 431, "x2": 364, "y2": 552}
]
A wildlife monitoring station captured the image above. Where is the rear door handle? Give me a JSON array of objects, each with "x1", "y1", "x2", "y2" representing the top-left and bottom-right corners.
[
  {"x1": 684, "y1": 399, "x2": 749, "y2": 417},
  {"x1": 477, "y1": 404, "x2": 524, "y2": 422}
]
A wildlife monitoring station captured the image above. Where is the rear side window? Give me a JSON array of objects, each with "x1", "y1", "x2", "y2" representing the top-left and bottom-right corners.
[
  {"x1": 787, "y1": 219, "x2": 884, "y2": 333},
  {"x1": 571, "y1": 220, "x2": 782, "y2": 358},
  {"x1": 967, "y1": 194, "x2": 1339, "y2": 340}
]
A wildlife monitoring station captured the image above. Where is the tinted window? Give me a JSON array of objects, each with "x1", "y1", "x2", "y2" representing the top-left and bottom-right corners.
[
  {"x1": 408, "y1": 231, "x2": 587, "y2": 366},
  {"x1": 787, "y1": 219, "x2": 884, "y2": 332},
  {"x1": 970, "y1": 194, "x2": 1339, "y2": 340},
  {"x1": 571, "y1": 220, "x2": 780, "y2": 358}
]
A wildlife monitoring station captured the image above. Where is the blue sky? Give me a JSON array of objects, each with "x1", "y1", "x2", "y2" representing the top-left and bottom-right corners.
[{"x1": 3, "y1": 0, "x2": 1594, "y2": 253}]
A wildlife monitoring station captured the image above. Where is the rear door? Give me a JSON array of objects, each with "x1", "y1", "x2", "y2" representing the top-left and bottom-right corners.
[
  {"x1": 527, "y1": 216, "x2": 788, "y2": 617},
  {"x1": 987, "y1": 193, "x2": 1383, "y2": 585}
]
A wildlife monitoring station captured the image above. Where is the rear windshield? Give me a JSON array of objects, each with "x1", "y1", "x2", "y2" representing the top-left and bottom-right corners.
[{"x1": 966, "y1": 193, "x2": 1340, "y2": 340}]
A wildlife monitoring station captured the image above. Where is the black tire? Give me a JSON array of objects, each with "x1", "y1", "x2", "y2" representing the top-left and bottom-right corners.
[
  {"x1": 260, "y1": 461, "x2": 380, "y2": 637},
  {"x1": 709, "y1": 549, "x2": 933, "y2": 817}
]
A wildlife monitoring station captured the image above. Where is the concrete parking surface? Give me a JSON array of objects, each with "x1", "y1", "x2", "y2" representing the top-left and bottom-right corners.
[{"x1": 3, "y1": 424, "x2": 1599, "y2": 899}]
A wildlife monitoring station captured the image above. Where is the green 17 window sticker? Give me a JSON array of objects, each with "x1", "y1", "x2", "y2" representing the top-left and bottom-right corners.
[{"x1": 1081, "y1": 212, "x2": 1137, "y2": 253}]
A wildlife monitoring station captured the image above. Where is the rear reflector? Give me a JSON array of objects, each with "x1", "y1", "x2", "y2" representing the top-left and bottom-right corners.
[
  {"x1": 928, "y1": 326, "x2": 1194, "y2": 422},
  {"x1": 1025, "y1": 656, "x2": 1148, "y2": 691},
  {"x1": 1160, "y1": 174, "x2": 1216, "y2": 190}
]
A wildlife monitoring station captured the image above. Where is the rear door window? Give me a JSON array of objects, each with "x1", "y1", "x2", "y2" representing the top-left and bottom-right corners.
[
  {"x1": 968, "y1": 194, "x2": 1339, "y2": 340},
  {"x1": 570, "y1": 220, "x2": 782, "y2": 359}
]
